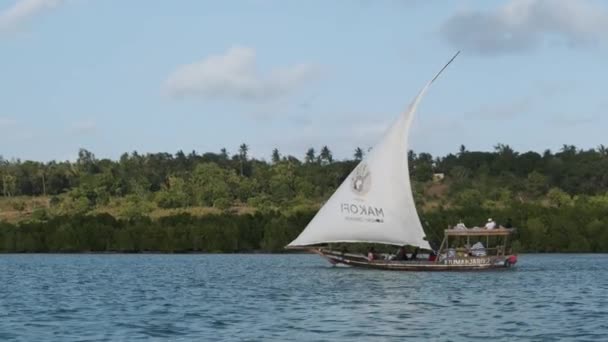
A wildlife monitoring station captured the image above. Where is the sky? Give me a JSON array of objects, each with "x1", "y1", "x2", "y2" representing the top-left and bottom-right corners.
[{"x1": 1, "y1": 0, "x2": 607, "y2": 162}]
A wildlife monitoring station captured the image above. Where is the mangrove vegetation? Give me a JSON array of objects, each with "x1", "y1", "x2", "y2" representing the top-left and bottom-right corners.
[{"x1": 1, "y1": 143, "x2": 608, "y2": 253}]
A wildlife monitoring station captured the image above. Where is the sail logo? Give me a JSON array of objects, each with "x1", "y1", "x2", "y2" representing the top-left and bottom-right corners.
[
  {"x1": 350, "y1": 163, "x2": 371, "y2": 196},
  {"x1": 340, "y1": 203, "x2": 384, "y2": 217},
  {"x1": 340, "y1": 203, "x2": 384, "y2": 223}
]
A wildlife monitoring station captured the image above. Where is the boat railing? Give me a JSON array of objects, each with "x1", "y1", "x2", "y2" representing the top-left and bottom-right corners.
[
  {"x1": 447, "y1": 246, "x2": 507, "y2": 256},
  {"x1": 444, "y1": 227, "x2": 515, "y2": 236},
  {"x1": 436, "y1": 228, "x2": 515, "y2": 262}
]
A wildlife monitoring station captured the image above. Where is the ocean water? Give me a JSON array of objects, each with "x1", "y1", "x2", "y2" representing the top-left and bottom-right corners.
[{"x1": 1, "y1": 254, "x2": 607, "y2": 341}]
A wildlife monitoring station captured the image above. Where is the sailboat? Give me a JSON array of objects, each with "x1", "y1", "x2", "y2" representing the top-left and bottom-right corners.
[{"x1": 286, "y1": 52, "x2": 517, "y2": 271}]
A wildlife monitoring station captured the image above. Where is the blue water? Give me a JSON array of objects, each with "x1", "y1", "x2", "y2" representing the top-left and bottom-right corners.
[{"x1": 1, "y1": 254, "x2": 607, "y2": 341}]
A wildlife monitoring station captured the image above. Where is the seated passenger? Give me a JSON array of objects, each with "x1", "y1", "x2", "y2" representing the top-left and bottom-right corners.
[
  {"x1": 411, "y1": 247, "x2": 419, "y2": 260},
  {"x1": 485, "y1": 218, "x2": 497, "y2": 230},
  {"x1": 367, "y1": 247, "x2": 375, "y2": 261},
  {"x1": 455, "y1": 220, "x2": 467, "y2": 230},
  {"x1": 470, "y1": 241, "x2": 487, "y2": 256},
  {"x1": 394, "y1": 246, "x2": 408, "y2": 261}
]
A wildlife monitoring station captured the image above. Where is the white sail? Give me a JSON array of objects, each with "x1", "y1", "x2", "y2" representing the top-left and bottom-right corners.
[{"x1": 287, "y1": 52, "x2": 459, "y2": 249}]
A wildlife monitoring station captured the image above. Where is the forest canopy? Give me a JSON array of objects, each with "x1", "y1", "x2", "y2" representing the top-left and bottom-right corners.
[{"x1": 1, "y1": 143, "x2": 608, "y2": 253}]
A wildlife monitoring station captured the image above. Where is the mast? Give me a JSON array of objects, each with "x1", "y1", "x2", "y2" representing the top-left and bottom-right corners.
[{"x1": 431, "y1": 51, "x2": 460, "y2": 84}]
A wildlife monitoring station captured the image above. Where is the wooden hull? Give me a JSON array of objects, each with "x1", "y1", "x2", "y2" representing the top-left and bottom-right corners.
[{"x1": 314, "y1": 249, "x2": 517, "y2": 271}]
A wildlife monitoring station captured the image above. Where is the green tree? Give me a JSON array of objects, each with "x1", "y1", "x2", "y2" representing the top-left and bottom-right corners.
[
  {"x1": 2, "y1": 174, "x2": 16, "y2": 197},
  {"x1": 413, "y1": 152, "x2": 433, "y2": 182},
  {"x1": 269, "y1": 162, "x2": 298, "y2": 204},
  {"x1": 239, "y1": 143, "x2": 249, "y2": 176},
  {"x1": 526, "y1": 171, "x2": 548, "y2": 198},
  {"x1": 455, "y1": 189, "x2": 483, "y2": 209},
  {"x1": 305, "y1": 148, "x2": 316, "y2": 164},
  {"x1": 37, "y1": 166, "x2": 47, "y2": 196},
  {"x1": 156, "y1": 175, "x2": 191, "y2": 208},
  {"x1": 220, "y1": 148, "x2": 228, "y2": 160},
  {"x1": 354, "y1": 147, "x2": 364, "y2": 161},
  {"x1": 597, "y1": 144, "x2": 607, "y2": 157},
  {"x1": 271, "y1": 148, "x2": 281, "y2": 164},
  {"x1": 57, "y1": 192, "x2": 91, "y2": 215},
  {"x1": 77, "y1": 148, "x2": 99, "y2": 174},
  {"x1": 192, "y1": 163, "x2": 232, "y2": 207},
  {"x1": 494, "y1": 143, "x2": 515, "y2": 156},
  {"x1": 119, "y1": 194, "x2": 154, "y2": 219},
  {"x1": 521, "y1": 217, "x2": 547, "y2": 252},
  {"x1": 547, "y1": 187, "x2": 572, "y2": 208},
  {"x1": 560, "y1": 144, "x2": 577, "y2": 156},
  {"x1": 458, "y1": 144, "x2": 467, "y2": 156},
  {"x1": 319, "y1": 146, "x2": 333, "y2": 165}
]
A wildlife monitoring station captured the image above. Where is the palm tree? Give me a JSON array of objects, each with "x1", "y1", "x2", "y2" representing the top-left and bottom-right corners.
[
  {"x1": 560, "y1": 144, "x2": 576, "y2": 155},
  {"x1": 37, "y1": 166, "x2": 47, "y2": 196},
  {"x1": 494, "y1": 143, "x2": 515, "y2": 156},
  {"x1": 2, "y1": 174, "x2": 16, "y2": 197},
  {"x1": 239, "y1": 143, "x2": 249, "y2": 176},
  {"x1": 458, "y1": 144, "x2": 467, "y2": 156},
  {"x1": 271, "y1": 148, "x2": 281, "y2": 164},
  {"x1": 354, "y1": 147, "x2": 364, "y2": 161},
  {"x1": 220, "y1": 148, "x2": 228, "y2": 160},
  {"x1": 319, "y1": 146, "x2": 333, "y2": 165},
  {"x1": 305, "y1": 148, "x2": 316, "y2": 164},
  {"x1": 408, "y1": 150, "x2": 416, "y2": 164},
  {"x1": 598, "y1": 144, "x2": 607, "y2": 157}
]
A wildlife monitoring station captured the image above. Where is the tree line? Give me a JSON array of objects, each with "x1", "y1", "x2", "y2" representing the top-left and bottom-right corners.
[
  {"x1": 0, "y1": 212, "x2": 309, "y2": 253},
  {"x1": 2, "y1": 143, "x2": 608, "y2": 203},
  {"x1": 0, "y1": 145, "x2": 354, "y2": 214},
  {"x1": 1, "y1": 201, "x2": 608, "y2": 253},
  {"x1": 1, "y1": 143, "x2": 608, "y2": 253}
]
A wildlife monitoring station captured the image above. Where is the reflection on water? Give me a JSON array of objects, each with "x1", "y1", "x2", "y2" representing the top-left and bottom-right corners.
[{"x1": 1, "y1": 254, "x2": 607, "y2": 341}]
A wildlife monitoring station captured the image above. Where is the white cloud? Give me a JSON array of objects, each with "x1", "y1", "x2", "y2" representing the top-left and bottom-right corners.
[
  {"x1": 440, "y1": 0, "x2": 608, "y2": 55},
  {"x1": 165, "y1": 46, "x2": 319, "y2": 101},
  {"x1": 0, "y1": 0, "x2": 63, "y2": 33}
]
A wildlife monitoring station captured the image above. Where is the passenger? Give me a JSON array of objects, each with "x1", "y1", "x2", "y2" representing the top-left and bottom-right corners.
[
  {"x1": 485, "y1": 218, "x2": 497, "y2": 230},
  {"x1": 411, "y1": 247, "x2": 419, "y2": 260},
  {"x1": 470, "y1": 241, "x2": 487, "y2": 256},
  {"x1": 428, "y1": 251, "x2": 437, "y2": 262},
  {"x1": 367, "y1": 247, "x2": 375, "y2": 261},
  {"x1": 455, "y1": 220, "x2": 467, "y2": 230},
  {"x1": 394, "y1": 246, "x2": 408, "y2": 261},
  {"x1": 505, "y1": 218, "x2": 513, "y2": 229},
  {"x1": 464, "y1": 243, "x2": 472, "y2": 256}
]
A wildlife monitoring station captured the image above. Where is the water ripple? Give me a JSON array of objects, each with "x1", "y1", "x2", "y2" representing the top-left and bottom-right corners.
[{"x1": 1, "y1": 254, "x2": 607, "y2": 341}]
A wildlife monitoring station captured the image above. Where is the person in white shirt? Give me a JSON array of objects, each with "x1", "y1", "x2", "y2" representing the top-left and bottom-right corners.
[
  {"x1": 470, "y1": 241, "x2": 487, "y2": 256},
  {"x1": 367, "y1": 247, "x2": 376, "y2": 261},
  {"x1": 485, "y1": 218, "x2": 496, "y2": 229},
  {"x1": 455, "y1": 220, "x2": 467, "y2": 230}
]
